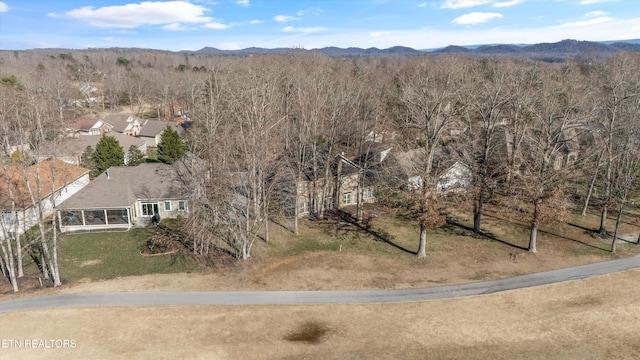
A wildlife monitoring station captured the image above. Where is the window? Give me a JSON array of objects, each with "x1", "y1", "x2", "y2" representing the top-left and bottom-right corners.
[
  {"x1": 106, "y1": 209, "x2": 129, "y2": 225},
  {"x1": 363, "y1": 188, "x2": 375, "y2": 200},
  {"x1": 343, "y1": 192, "x2": 352, "y2": 205},
  {"x1": 178, "y1": 200, "x2": 186, "y2": 211},
  {"x1": 164, "y1": 201, "x2": 171, "y2": 211},
  {"x1": 141, "y1": 202, "x2": 159, "y2": 216},
  {"x1": 60, "y1": 210, "x2": 82, "y2": 226},
  {"x1": 1, "y1": 212, "x2": 18, "y2": 227},
  {"x1": 298, "y1": 201, "x2": 309, "y2": 214}
]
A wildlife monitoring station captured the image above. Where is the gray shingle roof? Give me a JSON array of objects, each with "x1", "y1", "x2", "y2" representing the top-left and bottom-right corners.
[
  {"x1": 58, "y1": 163, "x2": 185, "y2": 209},
  {"x1": 139, "y1": 120, "x2": 184, "y2": 138},
  {"x1": 40, "y1": 132, "x2": 146, "y2": 158}
]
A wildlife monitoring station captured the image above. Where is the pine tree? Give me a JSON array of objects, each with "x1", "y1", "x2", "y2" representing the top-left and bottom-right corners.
[
  {"x1": 80, "y1": 145, "x2": 100, "y2": 179},
  {"x1": 94, "y1": 135, "x2": 124, "y2": 175},
  {"x1": 157, "y1": 125, "x2": 185, "y2": 164},
  {"x1": 126, "y1": 145, "x2": 144, "y2": 166}
]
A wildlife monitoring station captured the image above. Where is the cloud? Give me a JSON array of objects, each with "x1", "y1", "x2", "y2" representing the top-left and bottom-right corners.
[
  {"x1": 493, "y1": 0, "x2": 525, "y2": 7},
  {"x1": 452, "y1": 12, "x2": 503, "y2": 25},
  {"x1": 274, "y1": 14, "x2": 299, "y2": 22},
  {"x1": 418, "y1": 2, "x2": 428, "y2": 7},
  {"x1": 441, "y1": 0, "x2": 493, "y2": 9},
  {"x1": 162, "y1": 23, "x2": 188, "y2": 31},
  {"x1": 65, "y1": 1, "x2": 212, "y2": 28},
  {"x1": 113, "y1": 29, "x2": 137, "y2": 34},
  {"x1": 202, "y1": 22, "x2": 229, "y2": 29},
  {"x1": 249, "y1": 19, "x2": 262, "y2": 24},
  {"x1": 558, "y1": 16, "x2": 614, "y2": 28},
  {"x1": 0, "y1": 2, "x2": 8, "y2": 12},
  {"x1": 296, "y1": 7, "x2": 323, "y2": 16},
  {"x1": 236, "y1": 0, "x2": 250, "y2": 7},
  {"x1": 586, "y1": 11, "x2": 607, "y2": 17},
  {"x1": 579, "y1": 0, "x2": 612, "y2": 4},
  {"x1": 370, "y1": 31, "x2": 390, "y2": 37},
  {"x1": 283, "y1": 26, "x2": 326, "y2": 33}
]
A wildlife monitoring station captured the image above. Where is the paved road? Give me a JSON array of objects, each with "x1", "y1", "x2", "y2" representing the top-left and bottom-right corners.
[{"x1": 1, "y1": 255, "x2": 638, "y2": 313}]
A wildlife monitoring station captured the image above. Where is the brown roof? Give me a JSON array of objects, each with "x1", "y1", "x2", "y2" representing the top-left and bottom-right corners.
[
  {"x1": 0, "y1": 159, "x2": 89, "y2": 210},
  {"x1": 69, "y1": 116, "x2": 101, "y2": 131}
]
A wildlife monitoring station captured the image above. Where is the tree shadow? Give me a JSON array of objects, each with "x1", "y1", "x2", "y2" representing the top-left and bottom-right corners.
[
  {"x1": 538, "y1": 229, "x2": 610, "y2": 252},
  {"x1": 445, "y1": 217, "x2": 528, "y2": 251},
  {"x1": 329, "y1": 210, "x2": 416, "y2": 255},
  {"x1": 483, "y1": 213, "x2": 610, "y2": 252}
]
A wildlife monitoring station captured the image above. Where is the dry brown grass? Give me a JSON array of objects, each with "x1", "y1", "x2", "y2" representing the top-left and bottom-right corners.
[
  {"x1": 1, "y1": 269, "x2": 638, "y2": 360},
  {"x1": 1, "y1": 205, "x2": 638, "y2": 359}
]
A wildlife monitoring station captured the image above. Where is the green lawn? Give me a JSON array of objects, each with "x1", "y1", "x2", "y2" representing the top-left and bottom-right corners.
[{"x1": 59, "y1": 228, "x2": 200, "y2": 283}]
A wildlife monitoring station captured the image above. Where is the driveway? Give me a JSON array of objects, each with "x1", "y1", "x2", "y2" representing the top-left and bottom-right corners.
[{"x1": 1, "y1": 255, "x2": 638, "y2": 313}]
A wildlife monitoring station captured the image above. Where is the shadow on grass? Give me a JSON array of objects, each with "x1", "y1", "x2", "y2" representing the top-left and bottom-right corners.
[
  {"x1": 330, "y1": 210, "x2": 416, "y2": 255},
  {"x1": 539, "y1": 229, "x2": 610, "y2": 252},
  {"x1": 482, "y1": 212, "x2": 614, "y2": 252},
  {"x1": 482, "y1": 212, "x2": 612, "y2": 252},
  {"x1": 445, "y1": 217, "x2": 528, "y2": 252}
]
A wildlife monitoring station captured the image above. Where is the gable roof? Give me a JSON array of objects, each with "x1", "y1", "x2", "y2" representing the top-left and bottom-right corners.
[
  {"x1": 103, "y1": 113, "x2": 142, "y2": 133},
  {"x1": 0, "y1": 159, "x2": 89, "y2": 210},
  {"x1": 58, "y1": 163, "x2": 185, "y2": 210},
  {"x1": 69, "y1": 116, "x2": 103, "y2": 131},
  {"x1": 139, "y1": 120, "x2": 184, "y2": 138},
  {"x1": 40, "y1": 132, "x2": 146, "y2": 158}
]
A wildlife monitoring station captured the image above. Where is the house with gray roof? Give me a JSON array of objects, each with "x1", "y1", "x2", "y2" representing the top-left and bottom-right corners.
[
  {"x1": 103, "y1": 113, "x2": 143, "y2": 136},
  {"x1": 57, "y1": 163, "x2": 188, "y2": 232},
  {"x1": 139, "y1": 120, "x2": 185, "y2": 147},
  {"x1": 38, "y1": 132, "x2": 147, "y2": 166}
]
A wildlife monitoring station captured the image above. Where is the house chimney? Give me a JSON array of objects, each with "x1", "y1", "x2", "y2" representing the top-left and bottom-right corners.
[{"x1": 106, "y1": 169, "x2": 110, "y2": 179}]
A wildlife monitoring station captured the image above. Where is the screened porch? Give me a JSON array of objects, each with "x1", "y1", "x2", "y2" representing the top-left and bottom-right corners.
[{"x1": 58, "y1": 208, "x2": 132, "y2": 233}]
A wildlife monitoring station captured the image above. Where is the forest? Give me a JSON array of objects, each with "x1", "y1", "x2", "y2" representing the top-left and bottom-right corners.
[{"x1": 1, "y1": 48, "x2": 639, "y2": 293}]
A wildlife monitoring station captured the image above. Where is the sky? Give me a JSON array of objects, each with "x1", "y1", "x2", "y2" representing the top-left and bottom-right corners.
[{"x1": 0, "y1": 0, "x2": 639, "y2": 51}]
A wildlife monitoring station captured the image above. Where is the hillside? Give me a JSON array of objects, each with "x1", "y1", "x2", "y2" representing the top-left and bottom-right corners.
[{"x1": 183, "y1": 39, "x2": 640, "y2": 58}]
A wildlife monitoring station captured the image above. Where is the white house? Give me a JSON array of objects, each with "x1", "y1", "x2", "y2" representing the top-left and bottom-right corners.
[{"x1": 0, "y1": 159, "x2": 90, "y2": 240}]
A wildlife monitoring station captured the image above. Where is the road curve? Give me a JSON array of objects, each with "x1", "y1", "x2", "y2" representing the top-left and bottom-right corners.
[{"x1": 1, "y1": 255, "x2": 638, "y2": 313}]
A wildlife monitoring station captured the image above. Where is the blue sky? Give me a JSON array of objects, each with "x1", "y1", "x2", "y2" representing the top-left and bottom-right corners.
[{"x1": 0, "y1": 0, "x2": 638, "y2": 51}]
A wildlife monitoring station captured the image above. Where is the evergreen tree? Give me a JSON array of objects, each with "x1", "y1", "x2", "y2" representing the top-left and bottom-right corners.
[
  {"x1": 94, "y1": 135, "x2": 124, "y2": 175},
  {"x1": 80, "y1": 145, "x2": 100, "y2": 179},
  {"x1": 157, "y1": 125, "x2": 185, "y2": 164},
  {"x1": 126, "y1": 145, "x2": 144, "y2": 166}
]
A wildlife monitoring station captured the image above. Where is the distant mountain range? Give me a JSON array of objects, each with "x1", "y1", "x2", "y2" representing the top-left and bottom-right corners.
[{"x1": 184, "y1": 39, "x2": 640, "y2": 58}]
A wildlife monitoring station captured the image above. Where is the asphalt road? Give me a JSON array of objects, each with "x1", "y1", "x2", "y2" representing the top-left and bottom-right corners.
[{"x1": 1, "y1": 255, "x2": 638, "y2": 313}]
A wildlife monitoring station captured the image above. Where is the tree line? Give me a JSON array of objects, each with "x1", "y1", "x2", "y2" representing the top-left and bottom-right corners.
[{"x1": 1, "y1": 49, "x2": 639, "y2": 292}]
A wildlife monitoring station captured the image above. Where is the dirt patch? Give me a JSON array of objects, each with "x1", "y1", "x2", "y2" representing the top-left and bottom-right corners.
[
  {"x1": 79, "y1": 260, "x2": 102, "y2": 267},
  {"x1": 285, "y1": 321, "x2": 331, "y2": 344}
]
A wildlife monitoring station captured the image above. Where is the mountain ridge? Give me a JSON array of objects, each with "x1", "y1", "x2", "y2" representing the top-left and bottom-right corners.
[{"x1": 183, "y1": 39, "x2": 640, "y2": 57}]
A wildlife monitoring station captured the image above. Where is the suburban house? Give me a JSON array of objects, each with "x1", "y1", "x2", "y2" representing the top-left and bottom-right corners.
[
  {"x1": 0, "y1": 159, "x2": 90, "y2": 240},
  {"x1": 391, "y1": 148, "x2": 472, "y2": 192},
  {"x1": 57, "y1": 163, "x2": 188, "y2": 233},
  {"x1": 66, "y1": 116, "x2": 112, "y2": 137},
  {"x1": 103, "y1": 113, "x2": 144, "y2": 136},
  {"x1": 275, "y1": 145, "x2": 388, "y2": 218},
  {"x1": 438, "y1": 161, "x2": 473, "y2": 190},
  {"x1": 37, "y1": 132, "x2": 148, "y2": 166},
  {"x1": 139, "y1": 120, "x2": 185, "y2": 148}
]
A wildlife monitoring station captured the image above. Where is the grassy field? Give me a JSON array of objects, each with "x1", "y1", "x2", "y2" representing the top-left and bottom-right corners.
[
  {"x1": 58, "y1": 228, "x2": 200, "y2": 283},
  {"x1": 1, "y1": 203, "x2": 638, "y2": 359}
]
